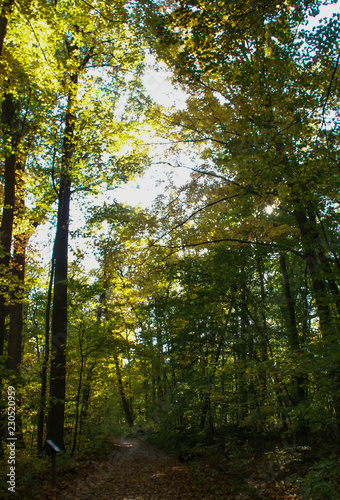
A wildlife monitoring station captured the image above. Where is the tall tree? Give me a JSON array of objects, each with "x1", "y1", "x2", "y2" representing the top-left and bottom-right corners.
[{"x1": 45, "y1": 0, "x2": 151, "y2": 450}]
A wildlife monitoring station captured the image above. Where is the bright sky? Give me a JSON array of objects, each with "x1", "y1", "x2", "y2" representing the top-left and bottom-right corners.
[{"x1": 113, "y1": 60, "x2": 190, "y2": 207}]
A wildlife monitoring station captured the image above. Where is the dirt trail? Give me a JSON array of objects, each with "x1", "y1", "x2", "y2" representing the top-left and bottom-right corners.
[{"x1": 45, "y1": 437, "x2": 216, "y2": 500}]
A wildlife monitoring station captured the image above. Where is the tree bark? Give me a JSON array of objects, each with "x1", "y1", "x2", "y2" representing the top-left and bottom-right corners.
[
  {"x1": 294, "y1": 208, "x2": 340, "y2": 446},
  {"x1": 71, "y1": 354, "x2": 84, "y2": 456},
  {"x1": 6, "y1": 231, "x2": 29, "y2": 448},
  {"x1": 114, "y1": 354, "x2": 134, "y2": 427},
  {"x1": 0, "y1": 92, "x2": 21, "y2": 457},
  {"x1": 46, "y1": 41, "x2": 93, "y2": 450},
  {"x1": 47, "y1": 79, "x2": 76, "y2": 450},
  {"x1": 294, "y1": 209, "x2": 332, "y2": 337},
  {"x1": 279, "y1": 253, "x2": 299, "y2": 350},
  {"x1": 47, "y1": 173, "x2": 71, "y2": 450},
  {"x1": 37, "y1": 256, "x2": 54, "y2": 454},
  {"x1": 200, "y1": 309, "x2": 231, "y2": 432},
  {"x1": 0, "y1": 93, "x2": 18, "y2": 356},
  {"x1": 80, "y1": 365, "x2": 95, "y2": 435},
  {"x1": 7, "y1": 160, "x2": 31, "y2": 374},
  {"x1": 279, "y1": 252, "x2": 307, "y2": 439},
  {"x1": 0, "y1": 0, "x2": 14, "y2": 56}
]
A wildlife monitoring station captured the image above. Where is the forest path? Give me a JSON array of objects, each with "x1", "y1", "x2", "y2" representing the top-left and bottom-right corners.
[{"x1": 45, "y1": 436, "x2": 218, "y2": 500}]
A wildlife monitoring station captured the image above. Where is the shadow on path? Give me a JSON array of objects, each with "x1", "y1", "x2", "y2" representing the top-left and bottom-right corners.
[{"x1": 45, "y1": 437, "x2": 216, "y2": 500}]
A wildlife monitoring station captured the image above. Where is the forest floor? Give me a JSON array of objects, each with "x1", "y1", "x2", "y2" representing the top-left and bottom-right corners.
[{"x1": 25, "y1": 436, "x2": 310, "y2": 500}]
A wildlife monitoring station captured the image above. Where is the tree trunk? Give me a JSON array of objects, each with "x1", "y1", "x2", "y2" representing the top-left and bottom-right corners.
[
  {"x1": 0, "y1": 93, "x2": 18, "y2": 357},
  {"x1": 6, "y1": 230, "x2": 29, "y2": 448},
  {"x1": 71, "y1": 354, "x2": 84, "y2": 456},
  {"x1": 7, "y1": 235, "x2": 26, "y2": 371},
  {"x1": 279, "y1": 253, "x2": 299, "y2": 350},
  {"x1": 114, "y1": 354, "x2": 134, "y2": 427},
  {"x1": 279, "y1": 253, "x2": 305, "y2": 403},
  {"x1": 0, "y1": 92, "x2": 21, "y2": 457},
  {"x1": 0, "y1": 0, "x2": 15, "y2": 56},
  {"x1": 7, "y1": 160, "x2": 30, "y2": 374},
  {"x1": 294, "y1": 209, "x2": 333, "y2": 337},
  {"x1": 279, "y1": 252, "x2": 307, "y2": 439},
  {"x1": 47, "y1": 81, "x2": 76, "y2": 451},
  {"x1": 47, "y1": 174, "x2": 70, "y2": 450},
  {"x1": 46, "y1": 40, "x2": 93, "y2": 449},
  {"x1": 294, "y1": 208, "x2": 340, "y2": 446},
  {"x1": 37, "y1": 256, "x2": 54, "y2": 454},
  {"x1": 200, "y1": 309, "x2": 231, "y2": 432},
  {"x1": 256, "y1": 255, "x2": 270, "y2": 416},
  {"x1": 80, "y1": 365, "x2": 94, "y2": 435}
]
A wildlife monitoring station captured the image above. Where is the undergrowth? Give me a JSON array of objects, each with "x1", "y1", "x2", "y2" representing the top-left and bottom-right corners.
[{"x1": 1, "y1": 428, "x2": 339, "y2": 499}]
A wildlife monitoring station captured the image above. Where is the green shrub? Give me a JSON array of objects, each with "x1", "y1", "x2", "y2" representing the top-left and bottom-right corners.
[{"x1": 298, "y1": 456, "x2": 340, "y2": 500}]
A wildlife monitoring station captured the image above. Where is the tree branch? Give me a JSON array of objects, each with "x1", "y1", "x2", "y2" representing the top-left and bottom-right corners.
[
  {"x1": 165, "y1": 237, "x2": 303, "y2": 257},
  {"x1": 152, "y1": 160, "x2": 241, "y2": 186}
]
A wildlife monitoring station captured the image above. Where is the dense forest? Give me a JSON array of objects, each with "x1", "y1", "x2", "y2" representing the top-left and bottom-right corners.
[{"x1": 1, "y1": 0, "x2": 340, "y2": 498}]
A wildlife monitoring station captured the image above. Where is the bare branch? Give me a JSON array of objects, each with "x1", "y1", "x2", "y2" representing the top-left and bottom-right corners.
[
  {"x1": 165, "y1": 237, "x2": 304, "y2": 257},
  {"x1": 152, "y1": 160, "x2": 241, "y2": 186},
  {"x1": 322, "y1": 50, "x2": 340, "y2": 128}
]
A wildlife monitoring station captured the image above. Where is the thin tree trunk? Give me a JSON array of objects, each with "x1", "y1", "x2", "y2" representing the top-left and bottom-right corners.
[
  {"x1": 7, "y1": 234, "x2": 27, "y2": 371},
  {"x1": 200, "y1": 308, "x2": 231, "y2": 432},
  {"x1": 37, "y1": 256, "x2": 54, "y2": 454},
  {"x1": 114, "y1": 354, "x2": 134, "y2": 427},
  {"x1": 279, "y1": 253, "x2": 305, "y2": 397},
  {"x1": 80, "y1": 365, "x2": 94, "y2": 435},
  {"x1": 7, "y1": 160, "x2": 31, "y2": 374},
  {"x1": 6, "y1": 231, "x2": 29, "y2": 448},
  {"x1": 256, "y1": 255, "x2": 270, "y2": 416},
  {"x1": 279, "y1": 252, "x2": 307, "y2": 439},
  {"x1": 279, "y1": 253, "x2": 299, "y2": 349},
  {"x1": 233, "y1": 305, "x2": 249, "y2": 426},
  {"x1": 71, "y1": 354, "x2": 84, "y2": 456},
  {"x1": 98, "y1": 282, "x2": 134, "y2": 428}
]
